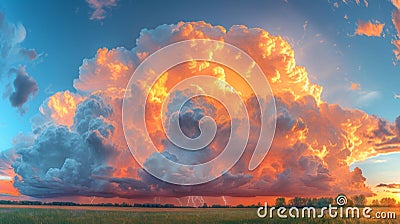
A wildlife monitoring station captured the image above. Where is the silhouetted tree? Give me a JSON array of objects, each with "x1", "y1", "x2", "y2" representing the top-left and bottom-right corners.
[
  {"x1": 380, "y1": 198, "x2": 397, "y2": 207},
  {"x1": 316, "y1": 197, "x2": 333, "y2": 208},
  {"x1": 352, "y1": 194, "x2": 366, "y2": 207},
  {"x1": 371, "y1": 199, "x2": 380, "y2": 207},
  {"x1": 289, "y1": 197, "x2": 307, "y2": 207},
  {"x1": 275, "y1": 197, "x2": 286, "y2": 207}
]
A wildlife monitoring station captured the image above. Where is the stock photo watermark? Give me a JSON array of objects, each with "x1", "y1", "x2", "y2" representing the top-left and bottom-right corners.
[{"x1": 257, "y1": 195, "x2": 397, "y2": 220}]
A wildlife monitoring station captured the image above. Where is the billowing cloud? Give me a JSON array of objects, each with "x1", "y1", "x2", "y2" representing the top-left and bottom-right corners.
[
  {"x1": 39, "y1": 91, "x2": 84, "y2": 127},
  {"x1": 4, "y1": 21, "x2": 400, "y2": 201},
  {"x1": 73, "y1": 48, "x2": 136, "y2": 93},
  {"x1": 354, "y1": 20, "x2": 384, "y2": 37},
  {"x1": 4, "y1": 66, "x2": 38, "y2": 113},
  {"x1": 86, "y1": 0, "x2": 117, "y2": 21},
  {"x1": 13, "y1": 95, "x2": 118, "y2": 198}
]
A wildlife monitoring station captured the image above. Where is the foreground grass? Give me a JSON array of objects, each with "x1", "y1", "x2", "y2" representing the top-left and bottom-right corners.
[{"x1": 0, "y1": 206, "x2": 398, "y2": 224}]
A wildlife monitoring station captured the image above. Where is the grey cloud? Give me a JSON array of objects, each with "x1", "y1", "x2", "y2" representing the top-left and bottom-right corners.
[
  {"x1": 11, "y1": 96, "x2": 119, "y2": 198},
  {"x1": 5, "y1": 67, "x2": 38, "y2": 113},
  {"x1": 0, "y1": 12, "x2": 39, "y2": 110},
  {"x1": 19, "y1": 49, "x2": 37, "y2": 61}
]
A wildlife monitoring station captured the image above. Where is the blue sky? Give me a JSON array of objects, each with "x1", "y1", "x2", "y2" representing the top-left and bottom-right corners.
[{"x1": 0, "y1": 0, "x2": 399, "y2": 190}]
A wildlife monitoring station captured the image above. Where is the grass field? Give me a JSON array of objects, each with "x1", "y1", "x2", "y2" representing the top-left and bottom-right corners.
[{"x1": 0, "y1": 205, "x2": 398, "y2": 224}]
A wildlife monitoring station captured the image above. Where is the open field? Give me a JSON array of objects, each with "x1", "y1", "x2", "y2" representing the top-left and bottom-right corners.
[{"x1": 0, "y1": 205, "x2": 399, "y2": 224}]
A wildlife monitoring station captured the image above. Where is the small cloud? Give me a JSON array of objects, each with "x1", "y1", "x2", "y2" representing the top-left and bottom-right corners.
[
  {"x1": 356, "y1": 90, "x2": 380, "y2": 107},
  {"x1": 86, "y1": 0, "x2": 117, "y2": 21},
  {"x1": 0, "y1": 12, "x2": 38, "y2": 75},
  {"x1": 0, "y1": 11, "x2": 39, "y2": 112},
  {"x1": 376, "y1": 183, "x2": 400, "y2": 188},
  {"x1": 0, "y1": 176, "x2": 12, "y2": 181},
  {"x1": 4, "y1": 66, "x2": 38, "y2": 114},
  {"x1": 371, "y1": 159, "x2": 387, "y2": 163},
  {"x1": 350, "y1": 82, "x2": 361, "y2": 90},
  {"x1": 393, "y1": 40, "x2": 400, "y2": 62},
  {"x1": 303, "y1": 20, "x2": 308, "y2": 31},
  {"x1": 354, "y1": 20, "x2": 385, "y2": 37},
  {"x1": 394, "y1": 93, "x2": 400, "y2": 99},
  {"x1": 332, "y1": 0, "x2": 367, "y2": 8},
  {"x1": 333, "y1": 2, "x2": 339, "y2": 8},
  {"x1": 19, "y1": 49, "x2": 37, "y2": 61}
]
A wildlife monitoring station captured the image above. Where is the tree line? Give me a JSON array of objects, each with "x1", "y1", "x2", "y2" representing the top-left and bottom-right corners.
[
  {"x1": 0, "y1": 195, "x2": 398, "y2": 208},
  {"x1": 274, "y1": 194, "x2": 399, "y2": 207}
]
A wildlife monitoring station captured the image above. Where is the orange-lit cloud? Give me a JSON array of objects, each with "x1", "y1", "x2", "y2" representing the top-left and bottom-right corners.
[
  {"x1": 354, "y1": 20, "x2": 385, "y2": 37},
  {"x1": 351, "y1": 82, "x2": 361, "y2": 90},
  {"x1": 377, "y1": 183, "x2": 400, "y2": 189},
  {"x1": 5, "y1": 22, "x2": 400, "y2": 202},
  {"x1": 0, "y1": 180, "x2": 20, "y2": 196},
  {"x1": 393, "y1": 0, "x2": 400, "y2": 10},
  {"x1": 392, "y1": 1, "x2": 400, "y2": 61},
  {"x1": 40, "y1": 91, "x2": 84, "y2": 127},
  {"x1": 0, "y1": 149, "x2": 20, "y2": 197},
  {"x1": 73, "y1": 48, "x2": 135, "y2": 93}
]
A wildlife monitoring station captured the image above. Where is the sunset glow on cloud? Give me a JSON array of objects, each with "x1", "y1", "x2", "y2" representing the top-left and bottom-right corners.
[
  {"x1": 1, "y1": 1, "x2": 400, "y2": 207},
  {"x1": 0, "y1": 21, "x2": 399, "y2": 203},
  {"x1": 354, "y1": 20, "x2": 385, "y2": 37}
]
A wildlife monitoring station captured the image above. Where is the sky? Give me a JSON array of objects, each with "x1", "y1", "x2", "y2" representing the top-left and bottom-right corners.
[{"x1": 0, "y1": 0, "x2": 400, "y2": 205}]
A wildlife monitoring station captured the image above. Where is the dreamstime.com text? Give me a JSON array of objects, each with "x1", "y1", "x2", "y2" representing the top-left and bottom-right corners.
[{"x1": 257, "y1": 196, "x2": 396, "y2": 220}]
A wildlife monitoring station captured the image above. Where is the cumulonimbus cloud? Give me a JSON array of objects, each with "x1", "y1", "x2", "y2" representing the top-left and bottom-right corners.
[{"x1": 3, "y1": 21, "x2": 400, "y2": 201}]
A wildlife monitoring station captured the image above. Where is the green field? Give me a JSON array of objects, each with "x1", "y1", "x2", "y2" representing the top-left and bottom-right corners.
[{"x1": 0, "y1": 205, "x2": 398, "y2": 224}]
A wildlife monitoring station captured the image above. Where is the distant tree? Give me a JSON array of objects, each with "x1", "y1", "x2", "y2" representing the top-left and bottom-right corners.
[
  {"x1": 352, "y1": 194, "x2": 366, "y2": 207},
  {"x1": 236, "y1": 204, "x2": 245, "y2": 208},
  {"x1": 275, "y1": 197, "x2": 286, "y2": 207},
  {"x1": 289, "y1": 197, "x2": 307, "y2": 207},
  {"x1": 380, "y1": 198, "x2": 397, "y2": 207},
  {"x1": 371, "y1": 199, "x2": 380, "y2": 207},
  {"x1": 306, "y1": 198, "x2": 317, "y2": 207},
  {"x1": 120, "y1": 202, "x2": 130, "y2": 207},
  {"x1": 202, "y1": 203, "x2": 208, "y2": 208},
  {"x1": 316, "y1": 197, "x2": 333, "y2": 208},
  {"x1": 164, "y1": 204, "x2": 174, "y2": 208},
  {"x1": 0, "y1": 200, "x2": 12, "y2": 205},
  {"x1": 347, "y1": 199, "x2": 354, "y2": 207}
]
